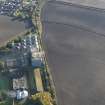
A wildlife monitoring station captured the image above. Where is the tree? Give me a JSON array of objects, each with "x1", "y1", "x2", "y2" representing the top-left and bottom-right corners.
[
  {"x1": 13, "y1": 36, "x2": 21, "y2": 43},
  {"x1": 31, "y1": 92, "x2": 53, "y2": 105},
  {"x1": 6, "y1": 42, "x2": 12, "y2": 49},
  {"x1": 0, "y1": 61, "x2": 4, "y2": 72}
]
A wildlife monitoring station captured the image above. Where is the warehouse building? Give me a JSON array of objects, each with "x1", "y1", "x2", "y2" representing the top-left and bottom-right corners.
[
  {"x1": 5, "y1": 58, "x2": 17, "y2": 68},
  {"x1": 31, "y1": 48, "x2": 44, "y2": 67},
  {"x1": 8, "y1": 89, "x2": 28, "y2": 100},
  {"x1": 13, "y1": 75, "x2": 27, "y2": 90},
  {"x1": 16, "y1": 89, "x2": 28, "y2": 100}
]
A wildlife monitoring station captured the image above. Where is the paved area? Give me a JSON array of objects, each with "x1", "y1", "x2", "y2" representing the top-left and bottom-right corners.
[
  {"x1": 42, "y1": 1, "x2": 105, "y2": 105},
  {"x1": 56, "y1": 0, "x2": 105, "y2": 9}
]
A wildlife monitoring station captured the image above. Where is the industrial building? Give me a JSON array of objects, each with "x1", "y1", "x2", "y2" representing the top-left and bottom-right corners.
[
  {"x1": 8, "y1": 89, "x2": 28, "y2": 100},
  {"x1": 5, "y1": 58, "x2": 17, "y2": 68},
  {"x1": 8, "y1": 75, "x2": 28, "y2": 100},
  {"x1": 13, "y1": 75, "x2": 27, "y2": 90},
  {"x1": 16, "y1": 89, "x2": 28, "y2": 100},
  {"x1": 31, "y1": 48, "x2": 44, "y2": 67}
]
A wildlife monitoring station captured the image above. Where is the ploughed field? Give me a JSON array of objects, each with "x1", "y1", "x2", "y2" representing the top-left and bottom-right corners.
[
  {"x1": 0, "y1": 15, "x2": 25, "y2": 45},
  {"x1": 42, "y1": 1, "x2": 105, "y2": 105}
]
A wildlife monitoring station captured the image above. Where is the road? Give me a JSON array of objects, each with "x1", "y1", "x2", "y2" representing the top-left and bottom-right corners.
[{"x1": 42, "y1": 1, "x2": 105, "y2": 105}]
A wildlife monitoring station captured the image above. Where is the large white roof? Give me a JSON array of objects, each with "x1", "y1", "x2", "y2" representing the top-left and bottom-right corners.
[{"x1": 16, "y1": 90, "x2": 28, "y2": 100}]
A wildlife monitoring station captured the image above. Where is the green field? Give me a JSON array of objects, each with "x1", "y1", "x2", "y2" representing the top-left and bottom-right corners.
[
  {"x1": 0, "y1": 73, "x2": 12, "y2": 105},
  {"x1": 0, "y1": 74, "x2": 10, "y2": 91}
]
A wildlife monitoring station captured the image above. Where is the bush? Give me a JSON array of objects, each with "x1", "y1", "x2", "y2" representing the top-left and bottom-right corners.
[
  {"x1": 6, "y1": 42, "x2": 12, "y2": 49},
  {"x1": 13, "y1": 37, "x2": 21, "y2": 43}
]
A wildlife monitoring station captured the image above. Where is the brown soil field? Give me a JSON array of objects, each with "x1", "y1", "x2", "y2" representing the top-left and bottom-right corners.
[
  {"x1": 42, "y1": 1, "x2": 105, "y2": 105},
  {"x1": 0, "y1": 15, "x2": 25, "y2": 46}
]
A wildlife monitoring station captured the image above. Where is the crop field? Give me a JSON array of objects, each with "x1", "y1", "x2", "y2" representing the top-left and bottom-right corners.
[
  {"x1": 0, "y1": 16, "x2": 25, "y2": 46},
  {"x1": 42, "y1": 1, "x2": 105, "y2": 105}
]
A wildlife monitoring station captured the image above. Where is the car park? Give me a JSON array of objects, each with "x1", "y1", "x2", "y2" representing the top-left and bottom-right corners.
[{"x1": 0, "y1": 0, "x2": 22, "y2": 16}]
